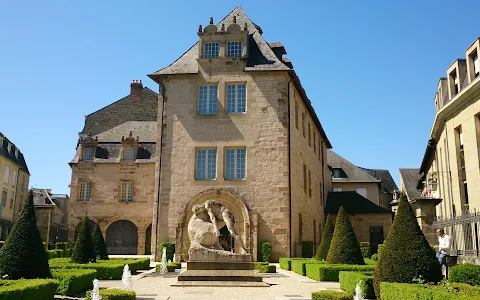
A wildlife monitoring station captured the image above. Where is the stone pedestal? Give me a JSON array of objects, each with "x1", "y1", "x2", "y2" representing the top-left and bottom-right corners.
[{"x1": 172, "y1": 248, "x2": 269, "y2": 287}]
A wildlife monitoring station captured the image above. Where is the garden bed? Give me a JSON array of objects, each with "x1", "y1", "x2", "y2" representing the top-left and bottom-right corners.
[
  {"x1": 339, "y1": 271, "x2": 375, "y2": 299},
  {"x1": 86, "y1": 288, "x2": 136, "y2": 300},
  {"x1": 380, "y1": 282, "x2": 480, "y2": 300},
  {"x1": 291, "y1": 259, "x2": 325, "y2": 276},
  {"x1": 0, "y1": 279, "x2": 58, "y2": 300},
  {"x1": 306, "y1": 264, "x2": 375, "y2": 281},
  {"x1": 51, "y1": 268, "x2": 97, "y2": 296}
]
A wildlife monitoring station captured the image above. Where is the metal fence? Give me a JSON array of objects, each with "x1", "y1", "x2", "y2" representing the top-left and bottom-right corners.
[{"x1": 433, "y1": 211, "x2": 480, "y2": 257}]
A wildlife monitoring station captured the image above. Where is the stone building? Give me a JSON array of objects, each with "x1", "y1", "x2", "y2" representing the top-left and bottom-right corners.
[
  {"x1": 414, "y1": 37, "x2": 480, "y2": 264},
  {"x1": 325, "y1": 191, "x2": 392, "y2": 254},
  {"x1": 32, "y1": 188, "x2": 58, "y2": 245},
  {"x1": 327, "y1": 150, "x2": 397, "y2": 209},
  {"x1": 147, "y1": 6, "x2": 332, "y2": 261},
  {"x1": 68, "y1": 81, "x2": 158, "y2": 255},
  {"x1": 0, "y1": 132, "x2": 30, "y2": 240}
]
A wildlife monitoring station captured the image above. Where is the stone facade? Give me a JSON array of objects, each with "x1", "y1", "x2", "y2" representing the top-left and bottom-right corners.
[
  {"x1": 149, "y1": 7, "x2": 331, "y2": 262},
  {"x1": 329, "y1": 213, "x2": 392, "y2": 245}
]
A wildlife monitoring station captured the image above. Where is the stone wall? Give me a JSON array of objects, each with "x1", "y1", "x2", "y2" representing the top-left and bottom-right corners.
[
  {"x1": 329, "y1": 213, "x2": 392, "y2": 244},
  {"x1": 154, "y1": 70, "x2": 292, "y2": 261},
  {"x1": 332, "y1": 182, "x2": 380, "y2": 206},
  {"x1": 35, "y1": 207, "x2": 52, "y2": 244},
  {"x1": 68, "y1": 161, "x2": 155, "y2": 254}
]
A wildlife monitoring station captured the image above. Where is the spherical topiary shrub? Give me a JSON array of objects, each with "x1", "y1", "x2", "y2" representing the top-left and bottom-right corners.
[
  {"x1": 71, "y1": 217, "x2": 96, "y2": 264},
  {"x1": 0, "y1": 190, "x2": 51, "y2": 279},
  {"x1": 316, "y1": 214, "x2": 334, "y2": 260},
  {"x1": 449, "y1": 264, "x2": 480, "y2": 286},
  {"x1": 260, "y1": 242, "x2": 272, "y2": 262},
  {"x1": 326, "y1": 206, "x2": 364, "y2": 265},
  {"x1": 373, "y1": 193, "x2": 442, "y2": 298}
]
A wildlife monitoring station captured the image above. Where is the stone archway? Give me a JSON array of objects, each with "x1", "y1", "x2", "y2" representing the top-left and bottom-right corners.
[
  {"x1": 176, "y1": 189, "x2": 252, "y2": 262},
  {"x1": 106, "y1": 220, "x2": 138, "y2": 255}
]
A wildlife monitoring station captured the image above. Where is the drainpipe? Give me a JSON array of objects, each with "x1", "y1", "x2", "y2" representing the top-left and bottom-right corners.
[{"x1": 153, "y1": 81, "x2": 166, "y2": 261}]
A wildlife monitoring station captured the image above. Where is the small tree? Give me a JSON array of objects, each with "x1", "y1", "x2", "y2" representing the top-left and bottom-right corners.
[
  {"x1": 0, "y1": 190, "x2": 51, "y2": 279},
  {"x1": 326, "y1": 206, "x2": 364, "y2": 265},
  {"x1": 92, "y1": 223, "x2": 108, "y2": 260},
  {"x1": 260, "y1": 242, "x2": 272, "y2": 262},
  {"x1": 315, "y1": 214, "x2": 334, "y2": 260},
  {"x1": 374, "y1": 192, "x2": 442, "y2": 298},
  {"x1": 71, "y1": 217, "x2": 96, "y2": 263}
]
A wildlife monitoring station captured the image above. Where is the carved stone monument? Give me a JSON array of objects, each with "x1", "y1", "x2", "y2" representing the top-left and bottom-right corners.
[{"x1": 174, "y1": 200, "x2": 268, "y2": 287}]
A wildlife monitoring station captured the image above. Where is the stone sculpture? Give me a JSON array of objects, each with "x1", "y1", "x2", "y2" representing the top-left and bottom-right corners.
[{"x1": 188, "y1": 200, "x2": 248, "y2": 261}]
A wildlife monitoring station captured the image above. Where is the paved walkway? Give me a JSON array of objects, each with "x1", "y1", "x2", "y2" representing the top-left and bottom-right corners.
[{"x1": 98, "y1": 264, "x2": 341, "y2": 300}]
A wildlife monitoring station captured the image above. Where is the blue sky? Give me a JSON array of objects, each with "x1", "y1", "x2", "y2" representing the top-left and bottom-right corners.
[{"x1": 1, "y1": 1, "x2": 479, "y2": 194}]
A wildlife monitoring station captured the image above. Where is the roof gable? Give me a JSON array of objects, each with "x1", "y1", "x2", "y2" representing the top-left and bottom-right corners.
[
  {"x1": 148, "y1": 6, "x2": 290, "y2": 77},
  {"x1": 399, "y1": 168, "x2": 422, "y2": 199},
  {"x1": 327, "y1": 150, "x2": 380, "y2": 183}
]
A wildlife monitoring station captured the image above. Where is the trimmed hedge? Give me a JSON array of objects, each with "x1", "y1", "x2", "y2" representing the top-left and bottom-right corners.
[
  {"x1": 71, "y1": 217, "x2": 96, "y2": 264},
  {"x1": 159, "y1": 242, "x2": 175, "y2": 262},
  {"x1": 380, "y1": 282, "x2": 480, "y2": 300},
  {"x1": 378, "y1": 244, "x2": 384, "y2": 257},
  {"x1": 260, "y1": 242, "x2": 272, "y2": 262},
  {"x1": 155, "y1": 263, "x2": 177, "y2": 273},
  {"x1": 291, "y1": 259, "x2": 325, "y2": 276},
  {"x1": 92, "y1": 223, "x2": 109, "y2": 260},
  {"x1": 278, "y1": 257, "x2": 307, "y2": 271},
  {"x1": 316, "y1": 215, "x2": 334, "y2": 260},
  {"x1": 360, "y1": 242, "x2": 370, "y2": 258},
  {"x1": 450, "y1": 264, "x2": 480, "y2": 286},
  {"x1": 371, "y1": 253, "x2": 379, "y2": 262},
  {"x1": 0, "y1": 279, "x2": 58, "y2": 300},
  {"x1": 302, "y1": 241, "x2": 314, "y2": 258},
  {"x1": 86, "y1": 288, "x2": 136, "y2": 300},
  {"x1": 311, "y1": 290, "x2": 352, "y2": 300},
  {"x1": 55, "y1": 242, "x2": 68, "y2": 250},
  {"x1": 50, "y1": 257, "x2": 150, "y2": 279},
  {"x1": 364, "y1": 258, "x2": 376, "y2": 265},
  {"x1": 254, "y1": 262, "x2": 276, "y2": 273},
  {"x1": 52, "y1": 268, "x2": 96, "y2": 296},
  {"x1": 326, "y1": 207, "x2": 364, "y2": 265},
  {"x1": 339, "y1": 271, "x2": 375, "y2": 299},
  {"x1": 168, "y1": 262, "x2": 181, "y2": 269},
  {"x1": 306, "y1": 264, "x2": 376, "y2": 282},
  {"x1": 0, "y1": 241, "x2": 4, "y2": 249}
]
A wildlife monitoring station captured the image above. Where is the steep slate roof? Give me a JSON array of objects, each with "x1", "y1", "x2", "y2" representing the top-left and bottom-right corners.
[
  {"x1": 147, "y1": 6, "x2": 332, "y2": 149},
  {"x1": 32, "y1": 188, "x2": 56, "y2": 208},
  {"x1": 399, "y1": 168, "x2": 423, "y2": 199},
  {"x1": 360, "y1": 168, "x2": 398, "y2": 193},
  {"x1": 326, "y1": 192, "x2": 392, "y2": 214},
  {"x1": 69, "y1": 142, "x2": 155, "y2": 165},
  {"x1": 327, "y1": 150, "x2": 380, "y2": 183},
  {"x1": 95, "y1": 121, "x2": 156, "y2": 142},
  {"x1": 0, "y1": 132, "x2": 29, "y2": 174},
  {"x1": 80, "y1": 87, "x2": 158, "y2": 137},
  {"x1": 148, "y1": 6, "x2": 290, "y2": 76}
]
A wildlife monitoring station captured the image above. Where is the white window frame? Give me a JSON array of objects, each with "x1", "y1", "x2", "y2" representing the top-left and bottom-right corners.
[
  {"x1": 225, "y1": 148, "x2": 246, "y2": 180},
  {"x1": 79, "y1": 182, "x2": 91, "y2": 202},
  {"x1": 125, "y1": 149, "x2": 135, "y2": 161},
  {"x1": 121, "y1": 182, "x2": 134, "y2": 202},
  {"x1": 83, "y1": 148, "x2": 94, "y2": 161},
  {"x1": 196, "y1": 148, "x2": 217, "y2": 180},
  {"x1": 227, "y1": 41, "x2": 242, "y2": 58},
  {"x1": 333, "y1": 187, "x2": 342, "y2": 192},
  {"x1": 198, "y1": 85, "x2": 218, "y2": 115},
  {"x1": 3, "y1": 165, "x2": 9, "y2": 184},
  {"x1": 226, "y1": 83, "x2": 246, "y2": 113},
  {"x1": 203, "y1": 42, "x2": 219, "y2": 58}
]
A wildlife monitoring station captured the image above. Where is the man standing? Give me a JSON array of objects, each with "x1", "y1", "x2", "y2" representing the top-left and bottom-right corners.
[{"x1": 434, "y1": 228, "x2": 451, "y2": 269}]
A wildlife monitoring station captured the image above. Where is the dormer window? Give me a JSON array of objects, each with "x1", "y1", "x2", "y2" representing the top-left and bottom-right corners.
[
  {"x1": 450, "y1": 70, "x2": 459, "y2": 96},
  {"x1": 472, "y1": 50, "x2": 479, "y2": 78},
  {"x1": 332, "y1": 168, "x2": 348, "y2": 179},
  {"x1": 204, "y1": 42, "x2": 219, "y2": 58},
  {"x1": 83, "y1": 148, "x2": 94, "y2": 161},
  {"x1": 227, "y1": 41, "x2": 242, "y2": 58},
  {"x1": 125, "y1": 148, "x2": 135, "y2": 161}
]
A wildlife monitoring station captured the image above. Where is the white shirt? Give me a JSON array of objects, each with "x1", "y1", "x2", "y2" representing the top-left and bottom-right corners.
[{"x1": 438, "y1": 234, "x2": 451, "y2": 254}]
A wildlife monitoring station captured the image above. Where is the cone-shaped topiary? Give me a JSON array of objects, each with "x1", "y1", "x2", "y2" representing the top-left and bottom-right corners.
[
  {"x1": 315, "y1": 214, "x2": 334, "y2": 260},
  {"x1": 71, "y1": 217, "x2": 96, "y2": 264},
  {"x1": 373, "y1": 192, "x2": 442, "y2": 298},
  {"x1": 0, "y1": 190, "x2": 51, "y2": 279},
  {"x1": 326, "y1": 206, "x2": 364, "y2": 265},
  {"x1": 92, "y1": 223, "x2": 109, "y2": 260}
]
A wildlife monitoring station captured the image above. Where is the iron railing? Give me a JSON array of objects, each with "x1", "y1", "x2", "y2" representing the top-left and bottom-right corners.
[{"x1": 433, "y1": 211, "x2": 480, "y2": 256}]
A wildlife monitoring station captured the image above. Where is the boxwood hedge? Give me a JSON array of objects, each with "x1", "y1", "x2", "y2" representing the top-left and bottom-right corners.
[
  {"x1": 306, "y1": 264, "x2": 375, "y2": 282},
  {"x1": 0, "y1": 279, "x2": 58, "y2": 300},
  {"x1": 311, "y1": 290, "x2": 352, "y2": 300},
  {"x1": 278, "y1": 257, "x2": 310, "y2": 271},
  {"x1": 339, "y1": 271, "x2": 375, "y2": 299},
  {"x1": 254, "y1": 262, "x2": 276, "y2": 273},
  {"x1": 51, "y1": 268, "x2": 96, "y2": 296},
  {"x1": 86, "y1": 288, "x2": 136, "y2": 300},
  {"x1": 291, "y1": 259, "x2": 325, "y2": 276},
  {"x1": 380, "y1": 282, "x2": 480, "y2": 300},
  {"x1": 449, "y1": 264, "x2": 480, "y2": 286}
]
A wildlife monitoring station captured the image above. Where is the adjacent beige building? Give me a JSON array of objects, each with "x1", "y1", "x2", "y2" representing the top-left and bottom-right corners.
[
  {"x1": 416, "y1": 37, "x2": 480, "y2": 263},
  {"x1": 68, "y1": 81, "x2": 158, "y2": 255},
  {"x1": 148, "y1": 7, "x2": 332, "y2": 261},
  {"x1": 0, "y1": 132, "x2": 29, "y2": 240}
]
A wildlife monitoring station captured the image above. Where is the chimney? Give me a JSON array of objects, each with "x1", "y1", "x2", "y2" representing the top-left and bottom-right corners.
[{"x1": 130, "y1": 80, "x2": 143, "y2": 98}]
